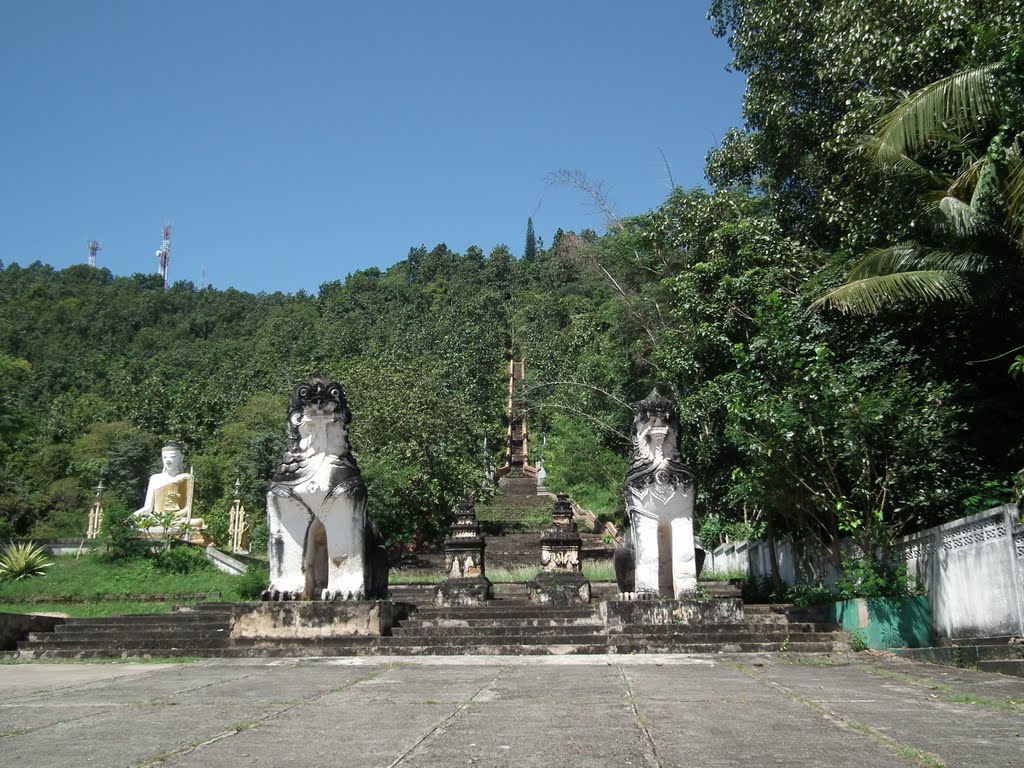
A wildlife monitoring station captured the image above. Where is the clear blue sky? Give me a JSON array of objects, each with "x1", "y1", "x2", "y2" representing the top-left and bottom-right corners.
[{"x1": 1, "y1": 2, "x2": 745, "y2": 295}]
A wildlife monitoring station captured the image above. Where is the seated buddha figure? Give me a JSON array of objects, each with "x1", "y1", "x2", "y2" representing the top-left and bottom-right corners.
[{"x1": 134, "y1": 442, "x2": 204, "y2": 538}]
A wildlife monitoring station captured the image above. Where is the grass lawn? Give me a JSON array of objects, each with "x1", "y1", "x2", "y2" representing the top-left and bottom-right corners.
[{"x1": 0, "y1": 552, "x2": 250, "y2": 612}]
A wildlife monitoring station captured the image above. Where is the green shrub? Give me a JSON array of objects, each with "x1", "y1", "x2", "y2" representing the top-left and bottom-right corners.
[
  {"x1": 834, "y1": 556, "x2": 913, "y2": 600},
  {"x1": 0, "y1": 540, "x2": 53, "y2": 580},
  {"x1": 961, "y1": 478, "x2": 1011, "y2": 517},
  {"x1": 248, "y1": 516, "x2": 268, "y2": 557},
  {"x1": 742, "y1": 575, "x2": 835, "y2": 606},
  {"x1": 153, "y1": 545, "x2": 212, "y2": 575},
  {"x1": 698, "y1": 514, "x2": 766, "y2": 547},
  {"x1": 786, "y1": 582, "x2": 835, "y2": 607},
  {"x1": 101, "y1": 501, "x2": 146, "y2": 562},
  {"x1": 236, "y1": 564, "x2": 268, "y2": 600},
  {"x1": 847, "y1": 628, "x2": 869, "y2": 652}
]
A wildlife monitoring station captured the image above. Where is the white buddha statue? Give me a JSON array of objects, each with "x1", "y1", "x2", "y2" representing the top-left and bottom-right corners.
[{"x1": 135, "y1": 442, "x2": 204, "y2": 536}]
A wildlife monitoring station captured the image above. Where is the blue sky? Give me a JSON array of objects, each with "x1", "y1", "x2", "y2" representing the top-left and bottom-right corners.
[{"x1": 1, "y1": 2, "x2": 745, "y2": 295}]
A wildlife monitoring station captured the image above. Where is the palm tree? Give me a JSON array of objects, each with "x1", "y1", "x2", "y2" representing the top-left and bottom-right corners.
[{"x1": 813, "y1": 58, "x2": 1023, "y2": 314}]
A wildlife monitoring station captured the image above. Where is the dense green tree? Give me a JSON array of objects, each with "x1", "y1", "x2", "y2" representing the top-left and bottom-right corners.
[
  {"x1": 707, "y1": 0, "x2": 1022, "y2": 252},
  {"x1": 524, "y1": 217, "x2": 538, "y2": 262},
  {"x1": 0, "y1": 354, "x2": 31, "y2": 446}
]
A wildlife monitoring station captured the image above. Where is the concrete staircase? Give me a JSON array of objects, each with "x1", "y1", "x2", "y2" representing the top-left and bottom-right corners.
[
  {"x1": 14, "y1": 588, "x2": 849, "y2": 660},
  {"x1": 474, "y1": 494, "x2": 552, "y2": 536}
]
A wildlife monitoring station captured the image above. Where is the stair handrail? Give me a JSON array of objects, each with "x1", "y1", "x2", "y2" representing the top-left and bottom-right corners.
[{"x1": 565, "y1": 497, "x2": 620, "y2": 542}]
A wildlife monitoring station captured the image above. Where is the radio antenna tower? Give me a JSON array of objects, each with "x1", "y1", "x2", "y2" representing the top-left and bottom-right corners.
[
  {"x1": 87, "y1": 240, "x2": 102, "y2": 268},
  {"x1": 156, "y1": 225, "x2": 171, "y2": 289}
]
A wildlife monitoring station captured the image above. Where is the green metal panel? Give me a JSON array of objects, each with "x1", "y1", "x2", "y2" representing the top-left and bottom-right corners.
[{"x1": 832, "y1": 596, "x2": 931, "y2": 649}]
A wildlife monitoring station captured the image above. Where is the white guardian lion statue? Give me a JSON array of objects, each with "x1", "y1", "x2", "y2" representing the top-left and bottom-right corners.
[
  {"x1": 614, "y1": 390, "x2": 703, "y2": 598},
  {"x1": 263, "y1": 375, "x2": 388, "y2": 601}
]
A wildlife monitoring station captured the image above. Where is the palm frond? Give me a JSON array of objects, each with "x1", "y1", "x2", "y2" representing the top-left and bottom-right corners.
[
  {"x1": 947, "y1": 157, "x2": 986, "y2": 200},
  {"x1": 812, "y1": 243, "x2": 987, "y2": 314},
  {"x1": 858, "y1": 136, "x2": 952, "y2": 187},
  {"x1": 873, "y1": 63, "x2": 1005, "y2": 157},
  {"x1": 844, "y1": 244, "x2": 923, "y2": 280},
  {"x1": 847, "y1": 243, "x2": 987, "y2": 279},
  {"x1": 811, "y1": 270, "x2": 972, "y2": 314},
  {"x1": 913, "y1": 248, "x2": 989, "y2": 273}
]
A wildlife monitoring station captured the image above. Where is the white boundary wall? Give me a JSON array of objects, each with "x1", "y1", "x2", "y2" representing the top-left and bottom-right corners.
[{"x1": 705, "y1": 504, "x2": 1024, "y2": 641}]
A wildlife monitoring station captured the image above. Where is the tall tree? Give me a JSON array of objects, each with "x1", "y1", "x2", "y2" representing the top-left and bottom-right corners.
[
  {"x1": 524, "y1": 217, "x2": 538, "y2": 262},
  {"x1": 706, "y1": 0, "x2": 1022, "y2": 252}
]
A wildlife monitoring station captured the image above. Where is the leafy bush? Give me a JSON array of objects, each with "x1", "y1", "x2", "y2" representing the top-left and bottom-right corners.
[
  {"x1": 698, "y1": 513, "x2": 765, "y2": 546},
  {"x1": 743, "y1": 575, "x2": 835, "y2": 606},
  {"x1": 960, "y1": 479, "x2": 1011, "y2": 517},
  {"x1": 236, "y1": 564, "x2": 268, "y2": 600},
  {"x1": 0, "y1": 540, "x2": 53, "y2": 580},
  {"x1": 543, "y1": 415, "x2": 627, "y2": 517},
  {"x1": 786, "y1": 582, "x2": 835, "y2": 607},
  {"x1": 153, "y1": 545, "x2": 212, "y2": 575},
  {"x1": 834, "y1": 557, "x2": 914, "y2": 600},
  {"x1": 248, "y1": 516, "x2": 268, "y2": 557},
  {"x1": 847, "y1": 629, "x2": 869, "y2": 652},
  {"x1": 101, "y1": 501, "x2": 146, "y2": 562}
]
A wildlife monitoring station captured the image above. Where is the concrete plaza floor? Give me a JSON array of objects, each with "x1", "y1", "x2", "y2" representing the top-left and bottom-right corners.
[{"x1": 2, "y1": 653, "x2": 1022, "y2": 767}]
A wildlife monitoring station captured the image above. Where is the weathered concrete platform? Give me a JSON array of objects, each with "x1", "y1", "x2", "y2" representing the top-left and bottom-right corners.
[{"x1": 2, "y1": 653, "x2": 1022, "y2": 767}]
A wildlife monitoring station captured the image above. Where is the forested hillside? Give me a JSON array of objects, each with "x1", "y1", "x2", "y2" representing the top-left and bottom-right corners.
[
  {"x1": 2, "y1": 0, "x2": 1022, "y2": 569},
  {"x1": 0, "y1": 240, "x2": 637, "y2": 548}
]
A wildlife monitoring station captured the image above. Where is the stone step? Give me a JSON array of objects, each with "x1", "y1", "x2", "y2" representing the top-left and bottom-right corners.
[
  {"x1": 410, "y1": 608, "x2": 597, "y2": 621},
  {"x1": 611, "y1": 623, "x2": 838, "y2": 637},
  {"x1": 977, "y1": 659, "x2": 1024, "y2": 678},
  {"x1": 43, "y1": 626, "x2": 230, "y2": 638},
  {"x1": 390, "y1": 625, "x2": 606, "y2": 639},
  {"x1": 935, "y1": 635, "x2": 1022, "y2": 647},
  {"x1": 399, "y1": 617, "x2": 606, "y2": 629},
  {"x1": 16, "y1": 648, "x2": 230, "y2": 660},
  {"x1": 612, "y1": 631, "x2": 844, "y2": 645},
  {"x1": 371, "y1": 644, "x2": 612, "y2": 657},
  {"x1": 62, "y1": 613, "x2": 233, "y2": 625},
  {"x1": 742, "y1": 605, "x2": 831, "y2": 623},
  {"x1": 608, "y1": 640, "x2": 846, "y2": 654},
  {"x1": 21, "y1": 636, "x2": 234, "y2": 650},
  {"x1": 895, "y1": 644, "x2": 1024, "y2": 665},
  {"x1": 496, "y1": 478, "x2": 540, "y2": 497},
  {"x1": 383, "y1": 632, "x2": 611, "y2": 647},
  {"x1": 53, "y1": 618, "x2": 230, "y2": 632},
  {"x1": 14, "y1": 596, "x2": 854, "y2": 660},
  {"x1": 17, "y1": 637, "x2": 847, "y2": 660}
]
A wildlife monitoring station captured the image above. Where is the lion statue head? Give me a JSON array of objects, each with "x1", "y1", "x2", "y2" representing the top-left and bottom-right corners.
[
  {"x1": 625, "y1": 389, "x2": 694, "y2": 490},
  {"x1": 274, "y1": 374, "x2": 357, "y2": 483}
]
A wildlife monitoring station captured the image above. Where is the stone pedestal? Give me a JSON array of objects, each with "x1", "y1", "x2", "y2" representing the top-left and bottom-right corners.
[
  {"x1": 528, "y1": 494, "x2": 591, "y2": 605},
  {"x1": 435, "y1": 576, "x2": 492, "y2": 607},
  {"x1": 599, "y1": 597, "x2": 744, "y2": 629},
  {"x1": 436, "y1": 500, "x2": 492, "y2": 606},
  {"x1": 529, "y1": 571, "x2": 592, "y2": 606},
  {"x1": 229, "y1": 601, "x2": 397, "y2": 640}
]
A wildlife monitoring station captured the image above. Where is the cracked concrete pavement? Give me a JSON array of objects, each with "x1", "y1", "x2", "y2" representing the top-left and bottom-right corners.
[{"x1": 2, "y1": 653, "x2": 1022, "y2": 767}]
